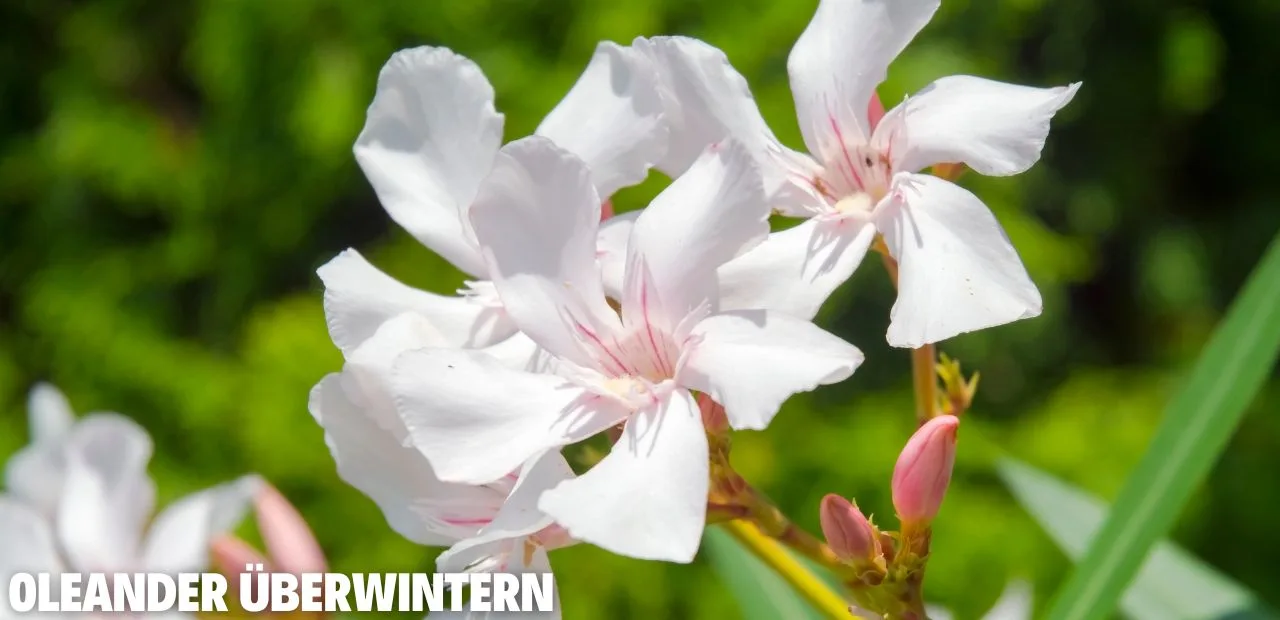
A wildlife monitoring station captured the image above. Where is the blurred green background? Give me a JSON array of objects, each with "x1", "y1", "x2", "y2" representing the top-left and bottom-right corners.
[{"x1": 1, "y1": 0, "x2": 1277, "y2": 618}]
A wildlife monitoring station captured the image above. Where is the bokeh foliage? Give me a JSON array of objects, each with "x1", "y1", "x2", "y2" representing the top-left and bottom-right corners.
[{"x1": 2, "y1": 0, "x2": 1277, "y2": 618}]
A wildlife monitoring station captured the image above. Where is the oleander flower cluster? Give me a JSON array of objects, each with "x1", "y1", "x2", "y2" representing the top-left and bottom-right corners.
[
  {"x1": 0, "y1": 0, "x2": 1078, "y2": 618},
  {"x1": 0, "y1": 385, "x2": 261, "y2": 620},
  {"x1": 308, "y1": 0, "x2": 1078, "y2": 617}
]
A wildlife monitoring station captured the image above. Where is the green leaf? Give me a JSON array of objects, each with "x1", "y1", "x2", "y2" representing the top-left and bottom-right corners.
[
  {"x1": 1000, "y1": 458, "x2": 1278, "y2": 619},
  {"x1": 1041, "y1": 233, "x2": 1280, "y2": 620},
  {"x1": 703, "y1": 527, "x2": 825, "y2": 620}
]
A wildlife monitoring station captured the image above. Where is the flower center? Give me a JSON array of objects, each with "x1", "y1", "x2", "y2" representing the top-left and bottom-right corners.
[{"x1": 815, "y1": 141, "x2": 893, "y2": 212}]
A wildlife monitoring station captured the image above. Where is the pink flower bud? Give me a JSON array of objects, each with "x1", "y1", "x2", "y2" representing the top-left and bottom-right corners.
[
  {"x1": 867, "y1": 93, "x2": 886, "y2": 131},
  {"x1": 256, "y1": 482, "x2": 328, "y2": 574},
  {"x1": 600, "y1": 199, "x2": 615, "y2": 222},
  {"x1": 210, "y1": 535, "x2": 267, "y2": 577},
  {"x1": 891, "y1": 414, "x2": 960, "y2": 524},
  {"x1": 819, "y1": 494, "x2": 880, "y2": 565}
]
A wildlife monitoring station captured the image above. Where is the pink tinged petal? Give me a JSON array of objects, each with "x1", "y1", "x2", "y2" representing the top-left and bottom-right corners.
[
  {"x1": 0, "y1": 497, "x2": 65, "y2": 576},
  {"x1": 787, "y1": 0, "x2": 940, "y2": 153},
  {"x1": 717, "y1": 217, "x2": 877, "y2": 320},
  {"x1": 141, "y1": 475, "x2": 261, "y2": 574},
  {"x1": 353, "y1": 47, "x2": 501, "y2": 277},
  {"x1": 536, "y1": 42, "x2": 667, "y2": 198},
  {"x1": 891, "y1": 414, "x2": 958, "y2": 524},
  {"x1": 538, "y1": 390, "x2": 709, "y2": 563},
  {"x1": 393, "y1": 348, "x2": 629, "y2": 485},
  {"x1": 681, "y1": 310, "x2": 862, "y2": 431},
  {"x1": 436, "y1": 451, "x2": 574, "y2": 573},
  {"x1": 210, "y1": 535, "x2": 268, "y2": 576},
  {"x1": 882, "y1": 75, "x2": 1082, "y2": 176},
  {"x1": 55, "y1": 414, "x2": 157, "y2": 571},
  {"x1": 625, "y1": 140, "x2": 769, "y2": 324},
  {"x1": 597, "y1": 210, "x2": 640, "y2": 301},
  {"x1": 309, "y1": 373, "x2": 496, "y2": 547},
  {"x1": 312, "y1": 313, "x2": 508, "y2": 545},
  {"x1": 469, "y1": 137, "x2": 623, "y2": 371},
  {"x1": 27, "y1": 383, "x2": 74, "y2": 442},
  {"x1": 255, "y1": 483, "x2": 327, "y2": 574},
  {"x1": 632, "y1": 36, "x2": 776, "y2": 178},
  {"x1": 877, "y1": 173, "x2": 1041, "y2": 347},
  {"x1": 318, "y1": 249, "x2": 517, "y2": 355}
]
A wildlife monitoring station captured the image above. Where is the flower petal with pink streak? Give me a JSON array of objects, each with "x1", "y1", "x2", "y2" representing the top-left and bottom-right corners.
[{"x1": 538, "y1": 389, "x2": 708, "y2": 563}]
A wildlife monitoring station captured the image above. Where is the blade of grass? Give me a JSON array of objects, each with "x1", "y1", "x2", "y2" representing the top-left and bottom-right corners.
[
  {"x1": 1000, "y1": 458, "x2": 1277, "y2": 619},
  {"x1": 1043, "y1": 233, "x2": 1280, "y2": 620}
]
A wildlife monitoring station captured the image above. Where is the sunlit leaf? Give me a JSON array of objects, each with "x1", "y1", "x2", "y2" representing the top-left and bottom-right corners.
[{"x1": 1001, "y1": 458, "x2": 1277, "y2": 620}]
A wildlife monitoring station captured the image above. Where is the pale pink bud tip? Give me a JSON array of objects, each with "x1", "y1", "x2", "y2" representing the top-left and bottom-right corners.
[
  {"x1": 819, "y1": 494, "x2": 878, "y2": 564},
  {"x1": 210, "y1": 535, "x2": 267, "y2": 577},
  {"x1": 256, "y1": 482, "x2": 328, "y2": 574},
  {"x1": 600, "y1": 199, "x2": 615, "y2": 222},
  {"x1": 891, "y1": 414, "x2": 960, "y2": 524},
  {"x1": 867, "y1": 93, "x2": 886, "y2": 131}
]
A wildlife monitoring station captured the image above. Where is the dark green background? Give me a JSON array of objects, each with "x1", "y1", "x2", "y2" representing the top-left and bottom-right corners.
[{"x1": 2, "y1": 0, "x2": 1277, "y2": 617}]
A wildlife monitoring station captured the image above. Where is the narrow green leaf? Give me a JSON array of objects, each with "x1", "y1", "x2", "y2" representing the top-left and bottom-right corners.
[
  {"x1": 1042, "y1": 233, "x2": 1280, "y2": 620},
  {"x1": 1000, "y1": 458, "x2": 1277, "y2": 619},
  {"x1": 703, "y1": 527, "x2": 825, "y2": 620}
]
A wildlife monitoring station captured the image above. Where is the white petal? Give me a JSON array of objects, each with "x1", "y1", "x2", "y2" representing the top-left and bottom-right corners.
[
  {"x1": 787, "y1": 0, "x2": 939, "y2": 154},
  {"x1": 476, "y1": 332, "x2": 540, "y2": 371},
  {"x1": 54, "y1": 414, "x2": 155, "y2": 571},
  {"x1": 878, "y1": 173, "x2": 1041, "y2": 347},
  {"x1": 717, "y1": 218, "x2": 876, "y2": 319},
  {"x1": 469, "y1": 137, "x2": 623, "y2": 371},
  {"x1": 625, "y1": 140, "x2": 768, "y2": 323},
  {"x1": 682, "y1": 310, "x2": 863, "y2": 430},
  {"x1": 0, "y1": 497, "x2": 64, "y2": 576},
  {"x1": 27, "y1": 383, "x2": 74, "y2": 442},
  {"x1": 310, "y1": 373, "x2": 487, "y2": 546},
  {"x1": 633, "y1": 36, "x2": 776, "y2": 178},
  {"x1": 3, "y1": 445, "x2": 65, "y2": 518},
  {"x1": 983, "y1": 580, "x2": 1034, "y2": 620},
  {"x1": 597, "y1": 210, "x2": 640, "y2": 301},
  {"x1": 538, "y1": 390, "x2": 708, "y2": 563},
  {"x1": 536, "y1": 42, "x2": 667, "y2": 198},
  {"x1": 435, "y1": 451, "x2": 573, "y2": 573},
  {"x1": 393, "y1": 348, "x2": 628, "y2": 485},
  {"x1": 141, "y1": 475, "x2": 261, "y2": 573},
  {"x1": 318, "y1": 249, "x2": 516, "y2": 355},
  {"x1": 353, "y1": 47, "x2": 501, "y2": 277},
  {"x1": 884, "y1": 76, "x2": 1081, "y2": 176},
  {"x1": 316, "y1": 314, "x2": 507, "y2": 544}
]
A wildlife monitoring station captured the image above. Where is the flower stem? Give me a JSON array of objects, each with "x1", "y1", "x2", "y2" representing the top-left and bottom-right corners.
[
  {"x1": 722, "y1": 519, "x2": 852, "y2": 619},
  {"x1": 911, "y1": 344, "x2": 938, "y2": 425}
]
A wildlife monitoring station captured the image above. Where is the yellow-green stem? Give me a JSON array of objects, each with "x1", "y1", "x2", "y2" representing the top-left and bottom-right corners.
[
  {"x1": 911, "y1": 344, "x2": 938, "y2": 425},
  {"x1": 722, "y1": 520, "x2": 852, "y2": 620}
]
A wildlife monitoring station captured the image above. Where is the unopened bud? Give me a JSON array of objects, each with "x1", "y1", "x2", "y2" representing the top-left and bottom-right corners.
[
  {"x1": 819, "y1": 494, "x2": 881, "y2": 567},
  {"x1": 892, "y1": 414, "x2": 959, "y2": 524},
  {"x1": 256, "y1": 482, "x2": 328, "y2": 574},
  {"x1": 867, "y1": 93, "x2": 886, "y2": 131},
  {"x1": 600, "y1": 199, "x2": 615, "y2": 222}
]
